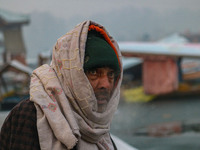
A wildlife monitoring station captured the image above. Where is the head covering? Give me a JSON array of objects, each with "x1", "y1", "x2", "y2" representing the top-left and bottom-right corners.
[
  {"x1": 84, "y1": 30, "x2": 120, "y2": 73},
  {"x1": 30, "y1": 20, "x2": 123, "y2": 150}
]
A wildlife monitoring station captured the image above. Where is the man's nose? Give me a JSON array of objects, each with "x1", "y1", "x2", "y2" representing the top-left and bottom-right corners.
[{"x1": 98, "y1": 75, "x2": 110, "y2": 89}]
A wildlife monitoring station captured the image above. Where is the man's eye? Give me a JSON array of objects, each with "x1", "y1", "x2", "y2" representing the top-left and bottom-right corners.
[
  {"x1": 108, "y1": 72, "x2": 115, "y2": 79},
  {"x1": 88, "y1": 70, "x2": 97, "y2": 75}
]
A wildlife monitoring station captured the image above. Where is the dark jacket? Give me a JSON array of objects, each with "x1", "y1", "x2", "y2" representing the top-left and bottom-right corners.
[{"x1": 0, "y1": 99, "x2": 41, "y2": 150}]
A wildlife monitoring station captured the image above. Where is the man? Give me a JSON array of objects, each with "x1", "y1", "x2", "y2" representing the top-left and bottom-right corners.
[{"x1": 0, "y1": 20, "x2": 122, "y2": 150}]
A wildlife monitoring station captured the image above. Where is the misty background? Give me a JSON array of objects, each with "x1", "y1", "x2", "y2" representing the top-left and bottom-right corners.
[{"x1": 1, "y1": 0, "x2": 200, "y2": 61}]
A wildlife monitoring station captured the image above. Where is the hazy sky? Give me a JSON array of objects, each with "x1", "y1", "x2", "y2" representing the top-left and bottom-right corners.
[{"x1": 1, "y1": 0, "x2": 200, "y2": 20}]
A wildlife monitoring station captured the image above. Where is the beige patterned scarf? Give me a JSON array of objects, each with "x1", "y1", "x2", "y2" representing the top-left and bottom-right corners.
[{"x1": 30, "y1": 20, "x2": 123, "y2": 150}]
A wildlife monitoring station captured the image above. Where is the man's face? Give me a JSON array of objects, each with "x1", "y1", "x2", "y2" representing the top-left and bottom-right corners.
[{"x1": 85, "y1": 67, "x2": 116, "y2": 113}]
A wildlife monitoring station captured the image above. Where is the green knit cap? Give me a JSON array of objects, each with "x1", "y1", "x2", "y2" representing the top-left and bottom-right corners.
[{"x1": 84, "y1": 30, "x2": 120, "y2": 73}]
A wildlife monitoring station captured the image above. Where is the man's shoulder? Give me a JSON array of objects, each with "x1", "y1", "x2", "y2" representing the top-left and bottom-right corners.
[
  {"x1": 1, "y1": 98, "x2": 37, "y2": 135},
  {"x1": 8, "y1": 98, "x2": 36, "y2": 121},
  {"x1": 15, "y1": 98, "x2": 35, "y2": 110},
  {"x1": 0, "y1": 99, "x2": 40, "y2": 150}
]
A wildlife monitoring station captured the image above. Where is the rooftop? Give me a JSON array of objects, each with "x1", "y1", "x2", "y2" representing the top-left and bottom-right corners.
[{"x1": 0, "y1": 8, "x2": 29, "y2": 25}]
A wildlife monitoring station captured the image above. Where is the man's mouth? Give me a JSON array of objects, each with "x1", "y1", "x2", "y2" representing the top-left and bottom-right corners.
[{"x1": 95, "y1": 90, "x2": 110, "y2": 105}]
